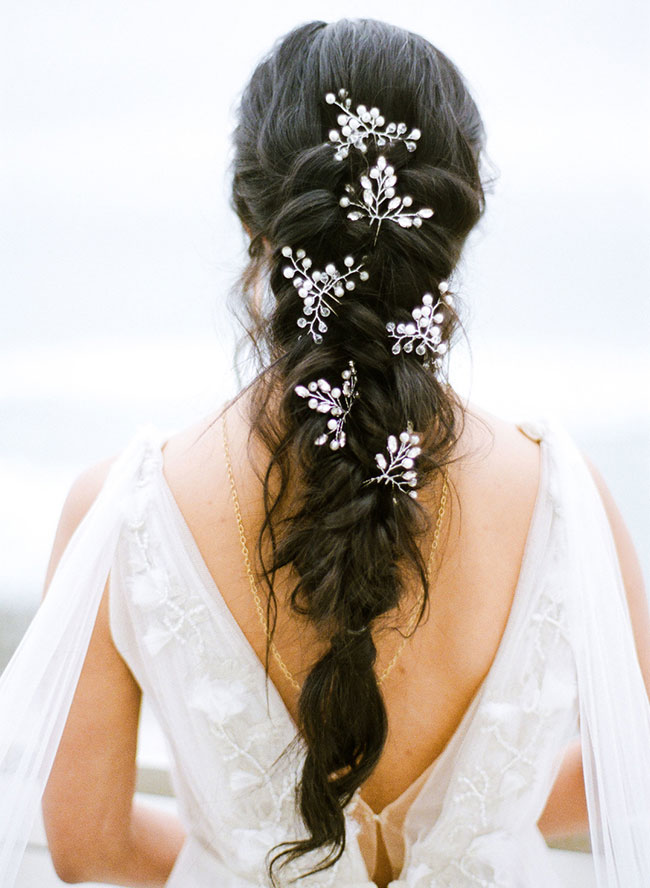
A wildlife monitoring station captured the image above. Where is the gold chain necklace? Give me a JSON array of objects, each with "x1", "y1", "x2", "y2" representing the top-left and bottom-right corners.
[{"x1": 222, "y1": 412, "x2": 447, "y2": 692}]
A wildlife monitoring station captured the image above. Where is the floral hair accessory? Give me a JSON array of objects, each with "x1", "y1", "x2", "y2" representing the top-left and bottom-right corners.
[
  {"x1": 364, "y1": 427, "x2": 422, "y2": 499},
  {"x1": 325, "y1": 89, "x2": 421, "y2": 161},
  {"x1": 387, "y1": 281, "x2": 452, "y2": 369},
  {"x1": 281, "y1": 246, "x2": 369, "y2": 344},
  {"x1": 294, "y1": 361, "x2": 358, "y2": 450},
  {"x1": 339, "y1": 156, "x2": 434, "y2": 243}
]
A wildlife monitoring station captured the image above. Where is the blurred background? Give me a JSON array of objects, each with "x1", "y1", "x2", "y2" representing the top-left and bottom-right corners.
[{"x1": 1, "y1": 0, "x2": 649, "y2": 667}]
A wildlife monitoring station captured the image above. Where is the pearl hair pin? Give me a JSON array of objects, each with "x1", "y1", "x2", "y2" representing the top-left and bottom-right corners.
[
  {"x1": 340, "y1": 156, "x2": 434, "y2": 243},
  {"x1": 281, "y1": 246, "x2": 369, "y2": 344},
  {"x1": 325, "y1": 89, "x2": 421, "y2": 161},
  {"x1": 364, "y1": 427, "x2": 422, "y2": 499},
  {"x1": 294, "y1": 361, "x2": 358, "y2": 450},
  {"x1": 387, "y1": 281, "x2": 454, "y2": 370}
]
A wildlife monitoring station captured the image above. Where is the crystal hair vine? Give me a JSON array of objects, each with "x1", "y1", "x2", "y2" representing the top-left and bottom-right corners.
[
  {"x1": 339, "y1": 156, "x2": 434, "y2": 244},
  {"x1": 364, "y1": 427, "x2": 422, "y2": 499},
  {"x1": 294, "y1": 361, "x2": 358, "y2": 450},
  {"x1": 281, "y1": 246, "x2": 369, "y2": 344},
  {"x1": 325, "y1": 89, "x2": 421, "y2": 161},
  {"x1": 387, "y1": 281, "x2": 454, "y2": 370},
  {"x1": 279, "y1": 91, "x2": 440, "y2": 500}
]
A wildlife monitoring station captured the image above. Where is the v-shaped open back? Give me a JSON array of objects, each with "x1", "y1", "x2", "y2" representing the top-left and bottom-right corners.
[{"x1": 108, "y1": 419, "x2": 581, "y2": 887}]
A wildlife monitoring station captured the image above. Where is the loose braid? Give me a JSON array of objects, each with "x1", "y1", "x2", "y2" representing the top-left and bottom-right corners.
[{"x1": 229, "y1": 18, "x2": 485, "y2": 882}]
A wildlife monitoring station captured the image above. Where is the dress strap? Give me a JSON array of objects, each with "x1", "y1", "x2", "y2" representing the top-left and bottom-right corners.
[{"x1": 516, "y1": 419, "x2": 546, "y2": 444}]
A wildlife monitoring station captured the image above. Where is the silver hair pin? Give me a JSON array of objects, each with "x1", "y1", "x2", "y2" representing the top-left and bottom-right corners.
[
  {"x1": 281, "y1": 247, "x2": 369, "y2": 344},
  {"x1": 340, "y1": 156, "x2": 434, "y2": 244},
  {"x1": 364, "y1": 427, "x2": 422, "y2": 499},
  {"x1": 325, "y1": 89, "x2": 421, "y2": 161},
  {"x1": 294, "y1": 361, "x2": 358, "y2": 450},
  {"x1": 387, "y1": 282, "x2": 454, "y2": 370}
]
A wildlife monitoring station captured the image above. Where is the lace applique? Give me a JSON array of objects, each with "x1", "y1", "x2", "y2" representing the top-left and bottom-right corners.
[{"x1": 124, "y1": 456, "x2": 210, "y2": 659}]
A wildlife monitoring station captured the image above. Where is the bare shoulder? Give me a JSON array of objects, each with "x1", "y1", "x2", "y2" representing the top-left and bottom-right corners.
[
  {"x1": 157, "y1": 403, "x2": 245, "y2": 542},
  {"x1": 159, "y1": 406, "x2": 229, "y2": 500},
  {"x1": 453, "y1": 402, "x2": 543, "y2": 512},
  {"x1": 43, "y1": 454, "x2": 118, "y2": 593},
  {"x1": 48, "y1": 410, "x2": 228, "y2": 576},
  {"x1": 60, "y1": 456, "x2": 117, "y2": 530},
  {"x1": 432, "y1": 401, "x2": 545, "y2": 601}
]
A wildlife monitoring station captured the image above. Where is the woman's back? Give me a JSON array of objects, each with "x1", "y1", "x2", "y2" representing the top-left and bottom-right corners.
[
  {"x1": 105, "y1": 402, "x2": 588, "y2": 888},
  {"x1": 160, "y1": 399, "x2": 541, "y2": 812},
  {"x1": 153, "y1": 397, "x2": 545, "y2": 885}
]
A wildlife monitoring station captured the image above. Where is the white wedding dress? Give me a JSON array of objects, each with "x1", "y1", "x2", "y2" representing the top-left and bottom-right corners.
[{"x1": 1, "y1": 418, "x2": 650, "y2": 887}]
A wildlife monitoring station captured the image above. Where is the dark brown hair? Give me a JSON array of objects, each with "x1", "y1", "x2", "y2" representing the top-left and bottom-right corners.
[{"x1": 229, "y1": 17, "x2": 485, "y2": 881}]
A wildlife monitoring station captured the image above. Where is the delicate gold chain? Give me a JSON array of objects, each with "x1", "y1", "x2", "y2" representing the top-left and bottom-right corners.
[
  {"x1": 222, "y1": 413, "x2": 302, "y2": 691},
  {"x1": 222, "y1": 412, "x2": 447, "y2": 691}
]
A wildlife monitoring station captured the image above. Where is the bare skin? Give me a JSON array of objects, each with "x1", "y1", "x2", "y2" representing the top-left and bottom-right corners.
[{"x1": 42, "y1": 392, "x2": 650, "y2": 886}]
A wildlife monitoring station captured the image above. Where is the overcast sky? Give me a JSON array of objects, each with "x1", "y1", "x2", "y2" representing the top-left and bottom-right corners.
[
  {"x1": 2, "y1": 0, "x2": 648, "y2": 346},
  {"x1": 1, "y1": 1, "x2": 649, "y2": 595}
]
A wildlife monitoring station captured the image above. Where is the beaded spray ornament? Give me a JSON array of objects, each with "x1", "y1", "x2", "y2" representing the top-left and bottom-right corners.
[
  {"x1": 294, "y1": 361, "x2": 358, "y2": 450},
  {"x1": 326, "y1": 89, "x2": 433, "y2": 245},
  {"x1": 281, "y1": 247, "x2": 368, "y2": 344},
  {"x1": 285, "y1": 90, "x2": 446, "y2": 496},
  {"x1": 325, "y1": 89, "x2": 422, "y2": 160},
  {"x1": 387, "y1": 281, "x2": 454, "y2": 371},
  {"x1": 364, "y1": 427, "x2": 422, "y2": 499},
  {"x1": 340, "y1": 156, "x2": 434, "y2": 246}
]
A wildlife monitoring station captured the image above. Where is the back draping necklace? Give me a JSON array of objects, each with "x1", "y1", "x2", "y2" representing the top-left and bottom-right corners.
[{"x1": 222, "y1": 412, "x2": 448, "y2": 692}]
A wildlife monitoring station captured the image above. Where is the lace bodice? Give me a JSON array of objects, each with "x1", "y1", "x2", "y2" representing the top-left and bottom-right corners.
[{"x1": 108, "y1": 420, "x2": 579, "y2": 887}]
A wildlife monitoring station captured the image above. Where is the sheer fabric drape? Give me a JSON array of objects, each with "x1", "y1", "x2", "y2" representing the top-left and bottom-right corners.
[
  {"x1": 551, "y1": 423, "x2": 650, "y2": 884},
  {"x1": 0, "y1": 430, "x2": 154, "y2": 886}
]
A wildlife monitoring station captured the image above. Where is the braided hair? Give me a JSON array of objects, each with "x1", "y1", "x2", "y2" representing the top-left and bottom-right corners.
[{"x1": 230, "y1": 18, "x2": 485, "y2": 882}]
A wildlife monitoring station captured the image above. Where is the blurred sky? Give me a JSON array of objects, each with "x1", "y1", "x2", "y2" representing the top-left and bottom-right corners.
[{"x1": 1, "y1": 0, "x2": 649, "y2": 607}]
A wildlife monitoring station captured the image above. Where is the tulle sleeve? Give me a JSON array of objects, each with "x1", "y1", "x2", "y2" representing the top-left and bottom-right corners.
[
  {"x1": 552, "y1": 422, "x2": 650, "y2": 886},
  {"x1": 0, "y1": 429, "x2": 155, "y2": 887}
]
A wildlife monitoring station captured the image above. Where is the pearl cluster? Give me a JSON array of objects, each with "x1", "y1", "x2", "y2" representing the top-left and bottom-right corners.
[
  {"x1": 325, "y1": 89, "x2": 421, "y2": 161},
  {"x1": 387, "y1": 281, "x2": 455, "y2": 370},
  {"x1": 365, "y1": 429, "x2": 422, "y2": 499},
  {"x1": 294, "y1": 362, "x2": 358, "y2": 450},
  {"x1": 281, "y1": 246, "x2": 369, "y2": 344},
  {"x1": 340, "y1": 156, "x2": 434, "y2": 240}
]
